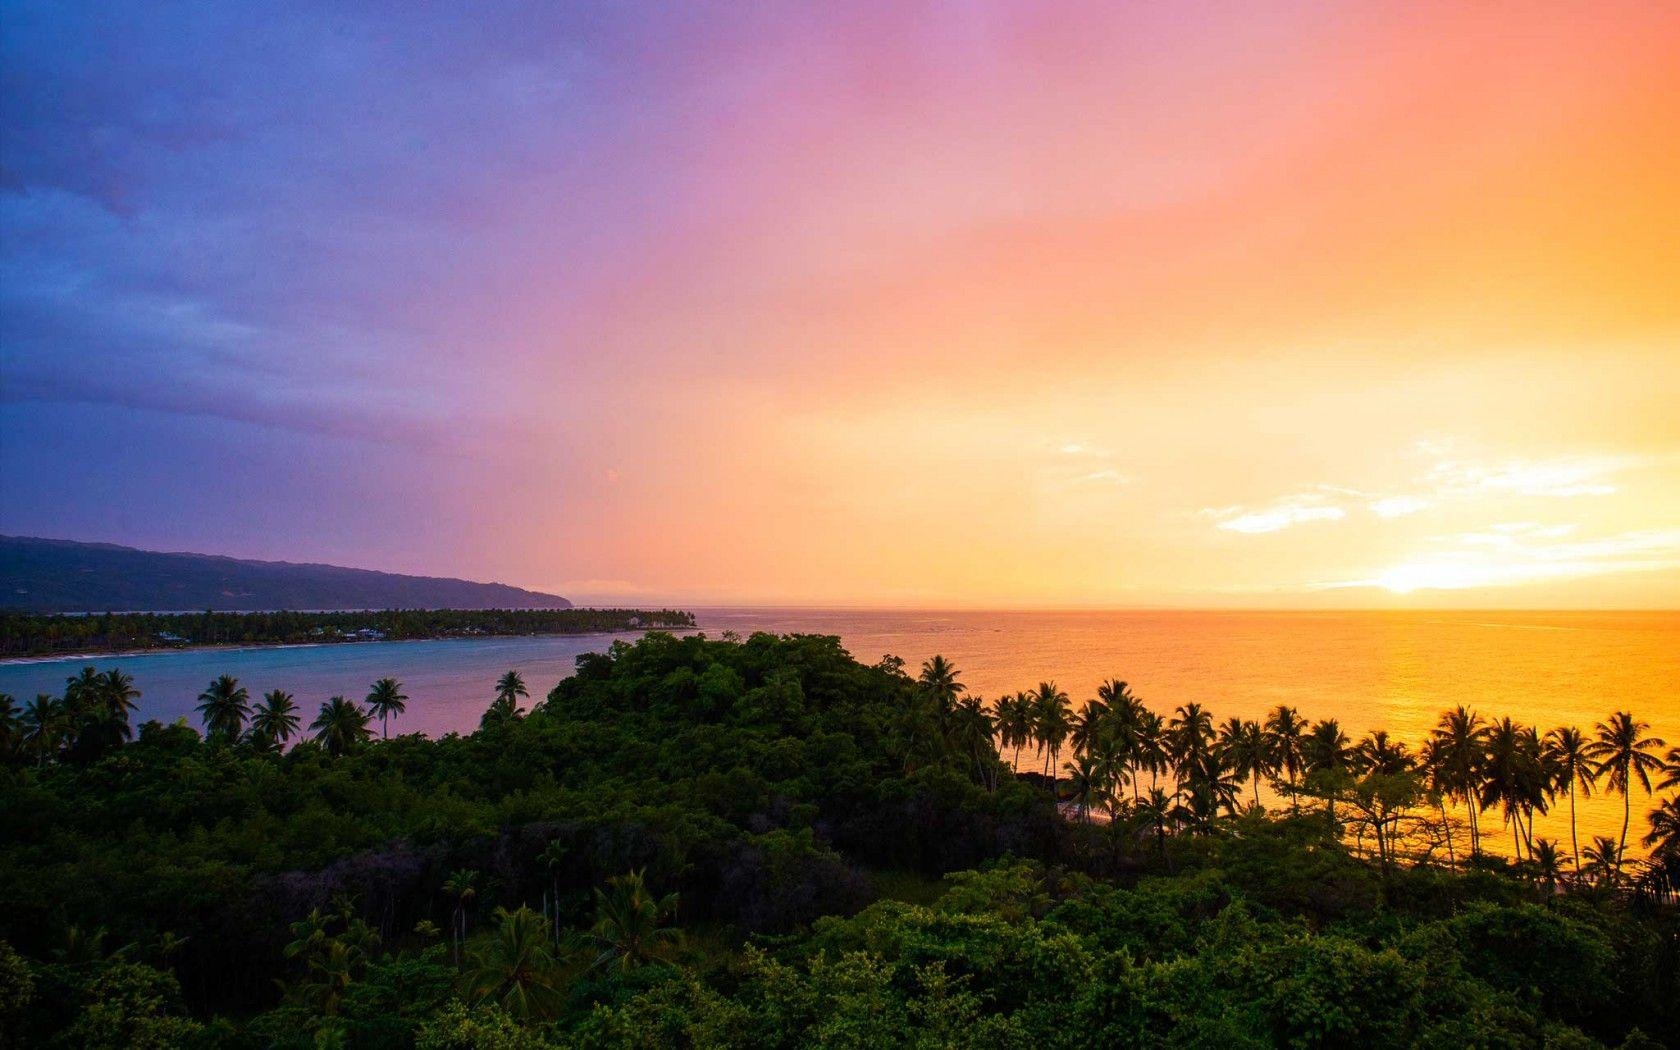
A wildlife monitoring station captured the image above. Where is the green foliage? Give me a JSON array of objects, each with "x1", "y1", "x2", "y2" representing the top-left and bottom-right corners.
[
  {"x1": 1, "y1": 631, "x2": 1675, "y2": 1046},
  {"x1": 0, "y1": 607, "x2": 697, "y2": 658}
]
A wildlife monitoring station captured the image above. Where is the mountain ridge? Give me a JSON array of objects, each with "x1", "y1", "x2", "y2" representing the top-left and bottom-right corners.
[{"x1": 0, "y1": 536, "x2": 573, "y2": 612}]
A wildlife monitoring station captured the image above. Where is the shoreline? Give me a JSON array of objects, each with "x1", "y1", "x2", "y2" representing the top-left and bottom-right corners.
[{"x1": 0, "y1": 624, "x2": 699, "y2": 666}]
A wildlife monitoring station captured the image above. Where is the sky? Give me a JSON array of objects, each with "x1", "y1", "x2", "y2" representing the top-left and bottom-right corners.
[{"x1": 2, "y1": 1, "x2": 1678, "y2": 608}]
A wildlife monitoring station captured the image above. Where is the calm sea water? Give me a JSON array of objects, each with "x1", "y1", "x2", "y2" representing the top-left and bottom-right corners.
[{"x1": 4, "y1": 609, "x2": 1675, "y2": 854}]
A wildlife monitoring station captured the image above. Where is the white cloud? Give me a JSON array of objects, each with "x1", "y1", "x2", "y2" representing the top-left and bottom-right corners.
[
  {"x1": 1368, "y1": 495, "x2": 1430, "y2": 519},
  {"x1": 1206, "y1": 496, "x2": 1346, "y2": 534},
  {"x1": 1425, "y1": 454, "x2": 1633, "y2": 499}
]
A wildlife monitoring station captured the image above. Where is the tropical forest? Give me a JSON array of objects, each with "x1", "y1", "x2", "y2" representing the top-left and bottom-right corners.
[{"x1": 1, "y1": 630, "x2": 1677, "y2": 1047}]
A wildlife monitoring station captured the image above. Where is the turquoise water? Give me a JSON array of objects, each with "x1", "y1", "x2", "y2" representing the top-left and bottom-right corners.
[{"x1": 4, "y1": 608, "x2": 1675, "y2": 850}]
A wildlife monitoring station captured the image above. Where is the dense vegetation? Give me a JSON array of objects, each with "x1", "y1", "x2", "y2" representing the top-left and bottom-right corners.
[
  {"x1": 0, "y1": 608, "x2": 696, "y2": 658},
  {"x1": 0, "y1": 631, "x2": 1676, "y2": 1047},
  {"x1": 0, "y1": 535, "x2": 578, "y2": 613}
]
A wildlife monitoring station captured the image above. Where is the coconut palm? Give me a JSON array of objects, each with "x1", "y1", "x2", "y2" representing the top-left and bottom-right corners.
[
  {"x1": 1134, "y1": 710, "x2": 1169, "y2": 794},
  {"x1": 21, "y1": 694, "x2": 66, "y2": 765},
  {"x1": 1585, "y1": 711, "x2": 1666, "y2": 868},
  {"x1": 443, "y1": 869, "x2": 478, "y2": 967},
  {"x1": 1481, "y1": 718, "x2": 1548, "y2": 860},
  {"x1": 310, "y1": 696, "x2": 371, "y2": 757},
  {"x1": 1644, "y1": 797, "x2": 1680, "y2": 860},
  {"x1": 1353, "y1": 730, "x2": 1413, "y2": 777},
  {"x1": 1136, "y1": 787, "x2": 1173, "y2": 855},
  {"x1": 1169, "y1": 703, "x2": 1215, "y2": 781},
  {"x1": 1180, "y1": 751, "x2": 1243, "y2": 831},
  {"x1": 917, "y1": 655, "x2": 964, "y2": 720},
  {"x1": 1098, "y1": 680, "x2": 1143, "y2": 800},
  {"x1": 0, "y1": 693, "x2": 18, "y2": 763},
  {"x1": 365, "y1": 678, "x2": 408, "y2": 739},
  {"x1": 1658, "y1": 744, "x2": 1680, "y2": 792},
  {"x1": 1218, "y1": 717, "x2": 1272, "y2": 809},
  {"x1": 1430, "y1": 706, "x2": 1492, "y2": 854},
  {"x1": 950, "y1": 695, "x2": 999, "y2": 789},
  {"x1": 195, "y1": 675, "x2": 251, "y2": 741},
  {"x1": 483, "y1": 670, "x2": 529, "y2": 727},
  {"x1": 1543, "y1": 726, "x2": 1597, "y2": 874},
  {"x1": 996, "y1": 692, "x2": 1036, "y2": 772},
  {"x1": 588, "y1": 869, "x2": 681, "y2": 973},
  {"x1": 1063, "y1": 753, "x2": 1111, "y2": 823},
  {"x1": 1305, "y1": 719, "x2": 1353, "y2": 834},
  {"x1": 250, "y1": 690, "x2": 301, "y2": 750},
  {"x1": 1264, "y1": 705, "x2": 1308, "y2": 810},
  {"x1": 1069, "y1": 699, "x2": 1110, "y2": 761},
  {"x1": 1582, "y1": 835, "x2": 1622, "y2": 887},
  {"x1": 62, "y1": 667, "x2": 105, "y2": 724},
  {"x1": 1032, "y1": 681, "x2": 1072, "y2": 779},
  {"x1": 1530, "y1": 838, "x2": 1566, "y2": 896},
  {"x1": 463, "y1": 906, "x2": 564, "y2": 1021},
  {"x1": 99, "y1": 670, "x2": 140, "y2": 728}
]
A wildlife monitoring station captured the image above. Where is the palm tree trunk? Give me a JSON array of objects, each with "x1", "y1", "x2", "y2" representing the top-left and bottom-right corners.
[
  {"x1": 1251, "y1": 773, "x2": 1260, "y2": 809},
  {"x1": 1619, "y1": 786, "x2": 1631, "y2": 864},
  {"x1": 1439, "y1": 799, "x2": 1455, "y2": 869},
  {"x1": 1569, "y1": 780, "x2": 1580, "y2": 874}
]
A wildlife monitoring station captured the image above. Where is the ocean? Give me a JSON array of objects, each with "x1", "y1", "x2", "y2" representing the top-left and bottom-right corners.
[{"x1": 4, "y1": 608, "x2": 1675, "y2": 855}]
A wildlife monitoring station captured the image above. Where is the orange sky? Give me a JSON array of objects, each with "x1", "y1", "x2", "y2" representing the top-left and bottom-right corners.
[
  {"x1": 509, "y1": 3, "x2": 1680, "y2": 606},
  {"x1": 5, "y1": 2, "x2": 1678, "y2": 607}
]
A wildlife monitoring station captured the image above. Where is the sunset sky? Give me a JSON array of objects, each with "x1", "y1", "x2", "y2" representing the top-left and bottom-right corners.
[{"x1": 3, "y1": 2, "x2": 1678, "y2": 607}]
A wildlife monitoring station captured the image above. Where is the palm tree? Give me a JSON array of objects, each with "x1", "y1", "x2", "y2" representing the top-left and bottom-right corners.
[
  {"x1": 1135, "y1": 787, "x2": 1172, "y2": 855},
  {"x1": 365, "y1": 678, "x2": 408, "y2": 740},
  {"x1": 1134, "y1": 710, "x2": 1169, "y2": 795},
  {"x1": 1543, "y1": 726, "x2": 1596, "y2": 875},
  {"x1": 250, "y1": 690, "x2": 301, "y2": 750},
  {"x1": 99, "y1": 670, "x2": 140, "y2": 728},
  {"x1": 1582, "y1": 835, "x2": 1622, "y2": 888},
  {"x1": 1098, "y1": 680, "x2": 1143, "y2": 801},
  {"x1": 1658, "y1": 744, "x2": 1680, "y2": 792},
  {"x1": 1644, "y1": 797, "x2": 1680, "y2": 860},
  {"x1": 1069, "y1": 698, "x2": 1109, "y2": 760},
  {"x1": 1481, "y1": 718, "x2": 1548, "y2": 860},
  {"x1": 463, "y1": 906, "x2": 564, "y2": 1021},
  {"x1": 1264, "y1": 705, "x2": 1308, "y2": 811},
  {"x1": 1586, "y1": 711, "x2": 1666, "y2": 868},
  {"x1": 195, "y1": 675, "x2": 251, "y2": 741},
  {"x1": 62, "y1": 667, "x2": 104, "y2": 724},
  {"x1": 1032, "y1": 682, "x2": 1071, "y2": 779},
  {"x1": 1530, "y1": 838, "x2": 1566, "y2": 897},
  {"x1": 443, "y1": 869, "x2": 478, "y2": 968},
  {"x1": 950, "y1": 695, "x2": 999, "y2": 789},
  {"x1": 1168, "y1": 703, "x2": 1215, "y2": 781},
  {"x1": 0, "y1": 693, "x2": 18, "y2": 764},
  {"x1": 21, "y1": 694, "x2": 66, "y2": 765},
  {"x1": 917, "y1": 656, "x2": 964, "y2": 720},
  {"x1": 1180, "y1": 751, "x2": 1243, "y2": 832},
  {"x1": 1304, "y1": 719, "x2": 1352, "y2": 834},
  {"x1": 1218, "y1": 717, "x2": 1272, "y2": 809},
  {"x1": 1063, "y1": 753, "x2": 1111, "y2": 823},
  {"x1": 1353, "y1": 730, "x2": 1412, "y2": 777},
  {"x1": 589, "y1": 870, "x2": 680, "y2": 973},
  {"x1": 484, "y1": 671, "x2": 529, "y2": 727},
  {"x1": 996, "y1": 692, "x2": 1035, "y2": 773},
  {"x1": 310, "y1": 696, "x2": 371, "y2": 757},
  {"x1": 1430, "y1": 706, "x2": 1491, "y2": 855}
]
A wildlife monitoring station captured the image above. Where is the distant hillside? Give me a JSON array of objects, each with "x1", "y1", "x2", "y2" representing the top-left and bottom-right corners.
[{"x1": 0, "y1": 536, "x2": 573, "y2": 612}]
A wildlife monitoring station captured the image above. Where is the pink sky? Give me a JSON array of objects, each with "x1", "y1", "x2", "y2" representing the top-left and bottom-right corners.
[{"x1": 4, "y1": 2, "x2": 1678, "y2": 606}]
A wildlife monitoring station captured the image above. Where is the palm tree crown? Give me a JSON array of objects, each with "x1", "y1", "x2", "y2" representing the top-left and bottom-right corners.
[
  {"x1": 310, "y1": 696, "x2": 372, "y2": 757},
  {"x1": 251, "y1": 690, "x2": 301, "y2": 749},
  {"x1": 365, "y1": 678, "x2": 408, "y2": 739},
  {"x1": 196, "y1": 675, "x2": 251, "y2": 741},
  {"x1": 1586, "y1": 711, "x2": 1666, "y2": 866}
]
